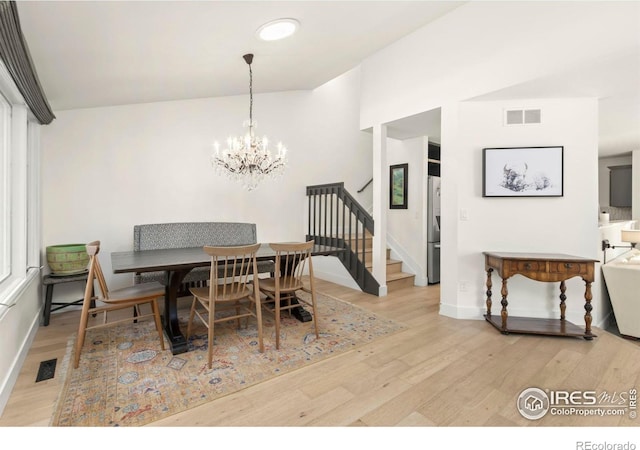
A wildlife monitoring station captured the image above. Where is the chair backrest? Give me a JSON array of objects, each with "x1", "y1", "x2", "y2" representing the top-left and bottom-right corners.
[
  {"x1": 269, "y1": 240, "x2": 315, "y2": 290},
  {"x1": 85, "y1": 240, "x2": 110, "y2": 300},
  {"x1": 205, "y1": 243, "x2": 261, "y2": 300}
]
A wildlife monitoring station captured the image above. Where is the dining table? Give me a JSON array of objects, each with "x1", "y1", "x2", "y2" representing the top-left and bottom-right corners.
[{"x1": 111, "y1": 243, "x2": 344, "y2": 354}]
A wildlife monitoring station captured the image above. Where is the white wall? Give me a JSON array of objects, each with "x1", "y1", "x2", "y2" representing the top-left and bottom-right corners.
[
  {"x1": 41, "y1": 67, "x2": 371, "y2": 296},
  {"x1": 386, "y1": 136, "x2": 427, "y2": 284},
  {"x1": 440, "y1": 97, "x2": 604, "y2": 327}
]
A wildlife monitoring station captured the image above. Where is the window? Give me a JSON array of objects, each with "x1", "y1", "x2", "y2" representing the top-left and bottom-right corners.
[
  {"x1": 0, "y1": 92, "x2": 9, "y2": 284},
  {"x1": 27, "y1": 121, "x2": 40, "y2": 271},
  {"x1": 0, "y1": 58, "x2": 40, "y2": 315}
]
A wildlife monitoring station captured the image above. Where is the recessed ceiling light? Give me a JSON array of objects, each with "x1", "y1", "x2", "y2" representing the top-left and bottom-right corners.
[{"x1": 256, "y1": 18, "x2": 299, "y2": 41}]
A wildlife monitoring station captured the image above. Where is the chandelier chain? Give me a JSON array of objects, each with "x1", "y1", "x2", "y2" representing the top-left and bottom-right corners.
[{"x1": 248, "y1": 61, "x2": 253, "y2": 128}]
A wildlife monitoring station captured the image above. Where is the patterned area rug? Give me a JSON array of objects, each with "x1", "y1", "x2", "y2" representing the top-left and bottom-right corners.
[{"x1": 51, "y1": 291, "x2": 405, "y2": 426}]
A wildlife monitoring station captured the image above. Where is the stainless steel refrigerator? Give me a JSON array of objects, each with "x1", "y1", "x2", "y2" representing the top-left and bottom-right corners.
[{"x1": 427, "y1": 175, "x2": 441, "y2": 284}]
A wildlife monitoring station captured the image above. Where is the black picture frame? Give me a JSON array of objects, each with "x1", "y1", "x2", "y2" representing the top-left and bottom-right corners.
[
  {"x1": 482, "y1": 146, "x2": 564, "y2": 197},
  {"x1": 390, "y1": 163, "x2": 408, "y2": 209}
]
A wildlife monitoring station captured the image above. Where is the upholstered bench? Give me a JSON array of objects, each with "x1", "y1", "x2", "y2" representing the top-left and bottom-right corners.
[{"x1": 133, "y1": 222, "x2": 274, "y2": 296}]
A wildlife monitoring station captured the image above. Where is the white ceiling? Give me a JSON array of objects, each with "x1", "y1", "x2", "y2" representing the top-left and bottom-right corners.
[
  {"x1": 16, "y1": 1, "x2": 640, "y2": 158},
  {"x1": 16, "y1": 1, "x2": 463, "y2": 110}
]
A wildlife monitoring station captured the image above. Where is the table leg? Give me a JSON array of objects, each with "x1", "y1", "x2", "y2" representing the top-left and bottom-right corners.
[
  {"x1": 500, "y1": 278, "x2": 509, "y2": 331},
  {"x1": 559, "y1": 280, "x2": 567, "y2": 320},
  {"x1": 485, "y1": 268, "x2": 493, "y2": 316},
  {"x1": 164, "y1": 269, "x2": 190, "y2": 354},
  {"x1": 583, "y1": 279, "x2": 594, "y2": 340}
]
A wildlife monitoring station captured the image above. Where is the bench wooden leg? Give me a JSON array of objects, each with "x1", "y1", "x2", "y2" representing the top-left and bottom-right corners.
[{"x1": 43, "y1": 284, "x2": 54, "y2": 326}]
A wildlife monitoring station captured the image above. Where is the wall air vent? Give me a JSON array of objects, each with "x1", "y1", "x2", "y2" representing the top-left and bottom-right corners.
[{"x1": 504, "y1": 108, "x2": 541, "y2": 125}]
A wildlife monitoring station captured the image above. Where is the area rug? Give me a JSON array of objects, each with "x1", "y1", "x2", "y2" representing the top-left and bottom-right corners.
[{"x1": 50, "y1": 291, "x2": 405, "y2": 426}]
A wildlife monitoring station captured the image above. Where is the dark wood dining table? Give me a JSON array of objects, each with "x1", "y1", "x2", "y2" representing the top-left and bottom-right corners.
[{"x1": 111, "y1": 243, "x2": 344, "y2": 354}]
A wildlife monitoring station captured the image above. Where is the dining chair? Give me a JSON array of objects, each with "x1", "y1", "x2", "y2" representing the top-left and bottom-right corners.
[
  {"x1": 258, "y1": 240, "x2": 319, "y2": 349},
  {"x1": 186, "y1": 243, "x2": 264, "y2": 368},
  {"x1": 74, "y1": 241, "x2": 165, "y2": 369}
]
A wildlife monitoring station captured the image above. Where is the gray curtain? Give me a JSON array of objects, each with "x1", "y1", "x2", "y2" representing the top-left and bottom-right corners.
[{"x1": 0, "y1": 1, "x2": 54, "y2": 124}]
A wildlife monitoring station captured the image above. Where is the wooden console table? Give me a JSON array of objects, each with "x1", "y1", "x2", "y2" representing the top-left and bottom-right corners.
[{"x1": 483, "y1": 252, "x2": 598, "y2": 339}]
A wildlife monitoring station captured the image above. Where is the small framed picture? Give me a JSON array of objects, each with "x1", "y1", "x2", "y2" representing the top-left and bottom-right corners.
[
  {"x1": 482, "y1": 146, "x2": 563, "y2": 197},
  {"x1": 390, "y1": 163, "x2": 408, "y2": 209}
]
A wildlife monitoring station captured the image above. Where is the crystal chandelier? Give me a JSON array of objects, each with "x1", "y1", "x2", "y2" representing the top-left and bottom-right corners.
[{"x1": 212, "y1": 53, "x2": 287, "y2": 191}]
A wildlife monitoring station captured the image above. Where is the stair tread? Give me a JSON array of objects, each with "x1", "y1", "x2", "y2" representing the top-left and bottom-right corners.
[
  {"x1": 386, "y1": 271, "x2": 415, "y2": 281},
  {"x1": 386, "y1": 270, "x2": 416, "y2": 292}
]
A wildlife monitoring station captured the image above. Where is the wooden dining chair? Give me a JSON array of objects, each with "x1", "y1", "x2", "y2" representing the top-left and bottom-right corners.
[
  {"x1": 186, "y1": 243, "x2": 264, "y2": 368},
  {"x1": 258, "y1": 240, "x2": 319, "y2": 349},
  {"x1": 74, "y1": 241, "x2": 165, "y2": 369}
]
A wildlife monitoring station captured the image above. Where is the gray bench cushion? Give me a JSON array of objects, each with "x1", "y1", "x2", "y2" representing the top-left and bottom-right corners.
[{"x1": 133, "y1": 222, "x2": 274, "y2": 289}]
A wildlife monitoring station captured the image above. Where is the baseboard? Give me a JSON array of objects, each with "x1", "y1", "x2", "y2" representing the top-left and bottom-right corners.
[
  {"x1": 439, "y1": 302, "x2": 484, "y2": 320},
  {"x1": 595, "y1": 310, "x2": 614, "y2": 331},
  {"x1": 0, "y1": 308, "x2": 40, "y2": 417}
]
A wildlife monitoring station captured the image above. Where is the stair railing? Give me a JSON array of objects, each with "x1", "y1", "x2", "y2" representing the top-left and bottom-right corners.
[
  {"x1": 357, "y1": 177, "x2": 373, "y2": 193},
  {"x1": 306, "y1": 182, "x2": 380, "y2": 295}
]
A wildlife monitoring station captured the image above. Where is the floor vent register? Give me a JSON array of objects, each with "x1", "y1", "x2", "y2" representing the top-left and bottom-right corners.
[{"x1": 35, "y1": 358, "x2": 57, "y2": 382}]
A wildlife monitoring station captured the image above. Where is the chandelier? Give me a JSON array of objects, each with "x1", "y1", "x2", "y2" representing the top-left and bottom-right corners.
[{"x1": 212, "y1": 53, "x2": 287, "y2": 191}]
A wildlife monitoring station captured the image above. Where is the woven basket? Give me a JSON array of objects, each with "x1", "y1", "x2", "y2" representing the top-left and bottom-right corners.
[{"x1": 46, "y1": 244, "x2": 89, "y2": 275}]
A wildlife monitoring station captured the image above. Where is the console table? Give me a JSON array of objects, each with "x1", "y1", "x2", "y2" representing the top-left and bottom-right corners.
[{"x1": 483, "y1": 252, "x2": 598, "y2": 339}]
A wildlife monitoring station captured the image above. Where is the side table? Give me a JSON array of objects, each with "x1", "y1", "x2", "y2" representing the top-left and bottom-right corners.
[
  {"x1": 42, "y1": 272, "x2": 94, "y2": 326},
  {"x1": 483, "y1": 251, "x2": 598, "y2": 339}
]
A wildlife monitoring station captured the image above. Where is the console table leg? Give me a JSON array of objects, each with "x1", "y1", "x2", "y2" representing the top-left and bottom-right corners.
[
  {"x1": 485, "y1": 268, "x2": 493, "y2": 316},
  {"x1": 559, "y1": 280, "x2": 567, "y2": 321},
  {"x1": 583, "y1": 280, "x2": 594, "y2": 339},
  {"x1": 500, "y1": 278, "x2": 509, "y2": 331}
]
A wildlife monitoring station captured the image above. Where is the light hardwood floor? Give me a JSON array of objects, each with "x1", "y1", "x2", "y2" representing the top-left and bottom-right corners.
[{"x1": 1, "y1": 279, "x2": 639, "y2": 430}]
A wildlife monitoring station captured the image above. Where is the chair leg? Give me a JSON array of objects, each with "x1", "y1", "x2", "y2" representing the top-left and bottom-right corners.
[
  {"x1": 253, "y1": 285, "x2": 264, "y2": 353},
  {"x1": 150, "y1": 299, "x2": 165, "y2": 351},
  {"x1": 186, "y1": 296, "x2": 197, "y2": 339},
  {"x1": 74, "y1": 309, "x2": 90, "y2": 369},
  {"x1": 275, "y1": 291, "x2": 281, "y2": 350},
  {"x1": 310, "y1": 289, "x2": 320, "y2": 339},
  {"x1": 207, "y1": 305, "x2": 214, "y2": 370},
  {"x1": 235, "y1": 301, "x2": 241, "y2": 329}
]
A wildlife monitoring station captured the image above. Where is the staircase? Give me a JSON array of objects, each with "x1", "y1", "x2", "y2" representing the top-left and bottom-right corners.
[
  {"x1": 306, "y1": 182, "x2": 415, "y2": 295},
  {"x1": 359, "y1": 232, "x2": 416, "y2": 292}
]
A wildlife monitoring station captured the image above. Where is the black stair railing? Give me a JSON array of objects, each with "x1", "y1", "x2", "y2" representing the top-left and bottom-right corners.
[{"x1": 306, "y1": 182, "x2": 380, "y2": 295}]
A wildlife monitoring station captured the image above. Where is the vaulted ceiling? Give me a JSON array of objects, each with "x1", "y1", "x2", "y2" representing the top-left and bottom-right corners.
[
  {"x1": 17, "y1": 1, "x2": 463, "y2": 110},
  {"x1": 16, "y1": 1, "x2": 640, "y2": 158}
]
